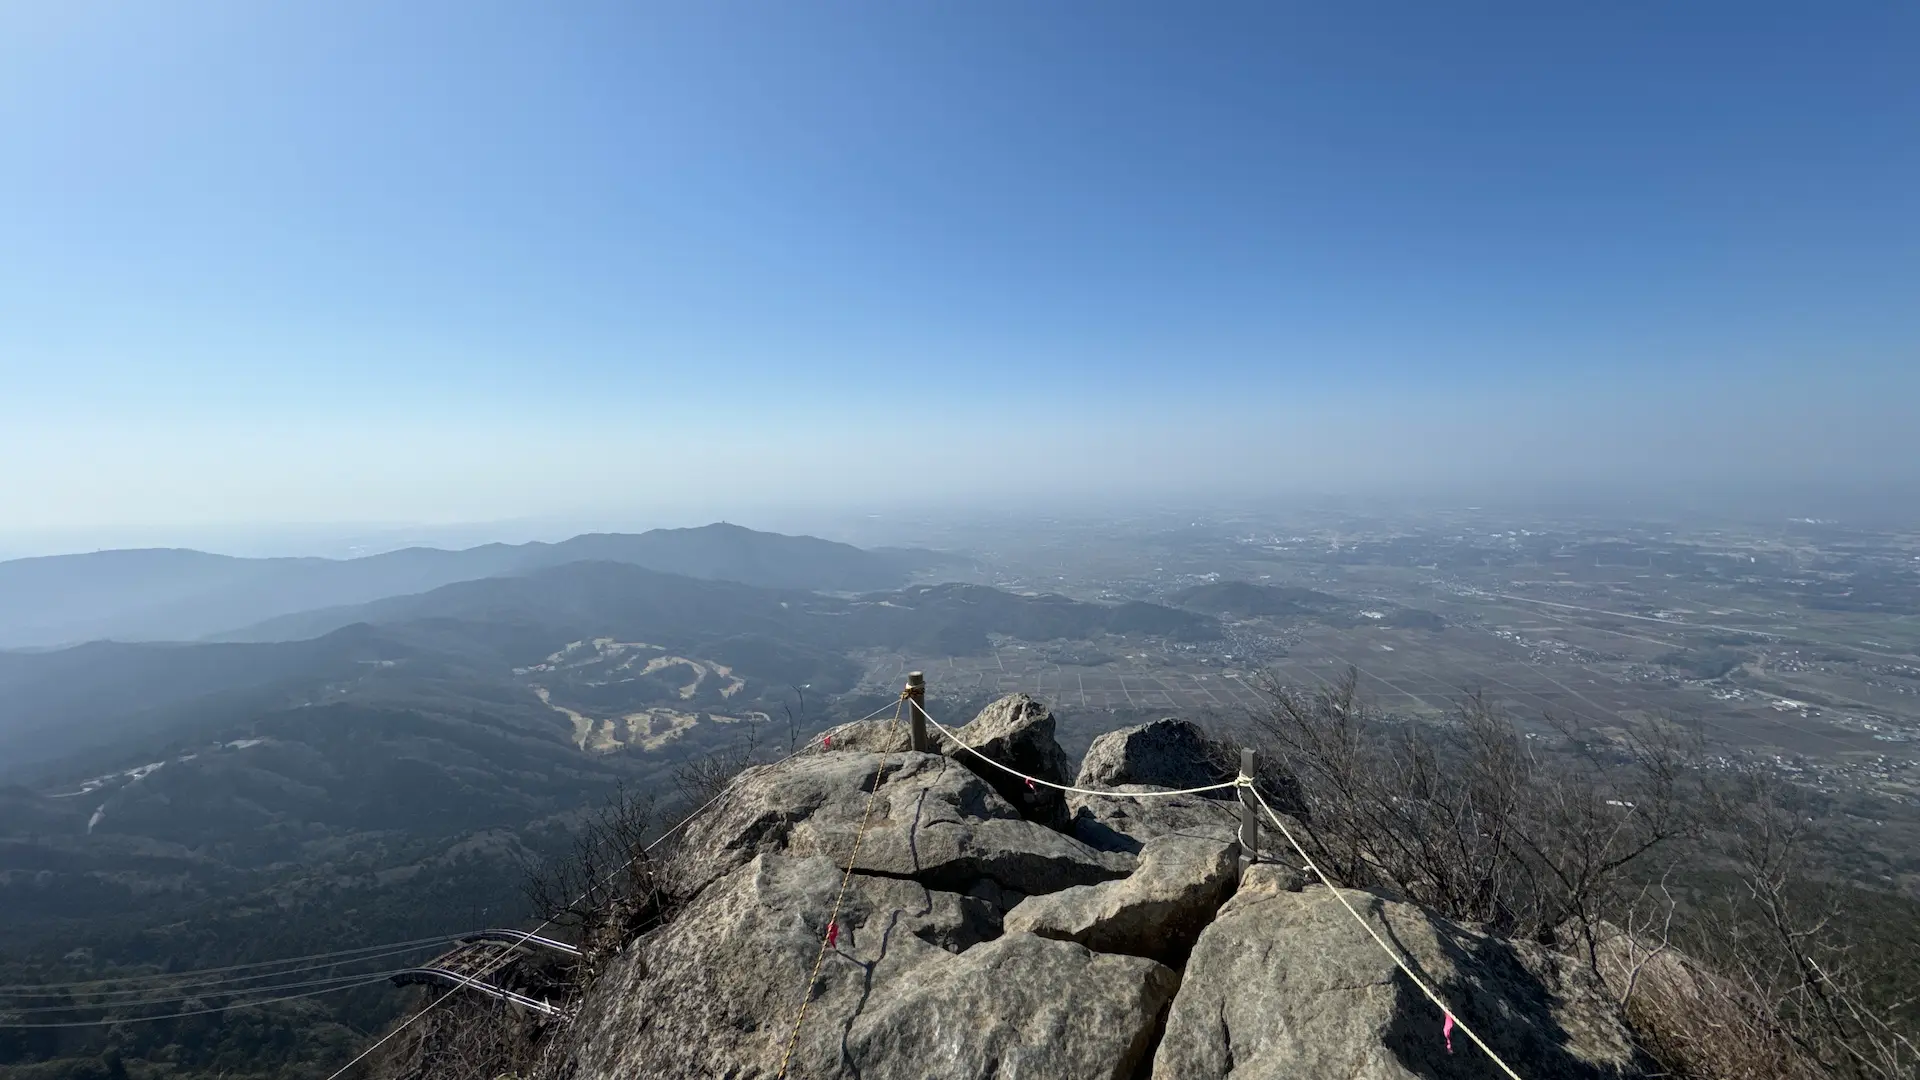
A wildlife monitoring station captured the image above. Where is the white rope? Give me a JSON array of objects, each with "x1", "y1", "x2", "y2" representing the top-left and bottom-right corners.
[
  {"x1": 0, "y1": 934, "x2": 464, "y2": 994},
  {"x1": 809, "y1": 698, "x2": 915, "y2": 746},
  {"x1": 0, "y1": 974, "x2": 400, "y2": 1029},
  {"x1": 1247, "y1": 783, "x2": 1526, "y2": 1080},
  {"x1": 910, "y1": 700, "x2": 1241, "y2": 799},
  {"x1": 320, "y1": 788, "x2": 734, "y2": 1078},
  {"x1": 821, "y1": 698, "x2": 1520, "y2": 1076},
  {"x1": 850, "y1": 698, "x2": 908, "y2": 724},
  {"x1": 318, "y1": 699, "x2": 887, "y2": 1079},
  {"x1": 0, "y1": 940, "x2": 459, "y2": 1002},
  {"x1": 2, "y1": 967, "x2": 426, "y2": 1016}
]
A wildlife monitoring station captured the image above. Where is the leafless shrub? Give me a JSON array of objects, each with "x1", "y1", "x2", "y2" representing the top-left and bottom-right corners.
[
  {"x1": 521, "y1": 783, "x2": 674, "y2": 969},
  {"x1": 1247, "y1": 667, "x2": 1699, "y2": 968},
  {"x1": 1248, "y1": 668, "x2": 1919, "y2": 1080},
  {"x1": 673, "y1": 710, "x2": 768, "y2": 809},
  {"x1": 1597, "y1": 882, "x2": 1821, "y2": 1080},
  {"x1": 1684, "y1": 768, "x2": 1919, "y2": 1079},
  {"x1": 371, "y1": 993, "x2": 555, "y2": 1080},
  {"x1": 391, "y1": 722, "x2": 780, "y2": 1079},
  {"x1": 784, "y1": 684, "x2": 811, "y2": 756},
  {"x1": 672, "y1": 745, "x2": 756, "y2": 811}
]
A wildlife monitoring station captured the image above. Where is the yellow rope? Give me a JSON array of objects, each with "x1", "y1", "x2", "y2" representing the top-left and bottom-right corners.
[
  {"x1": 775, "y1": 697, "x2": 904, "y2": 1079},
  {"x1": 323, "y1": 697, "x2": 906, "y2": 1080}
]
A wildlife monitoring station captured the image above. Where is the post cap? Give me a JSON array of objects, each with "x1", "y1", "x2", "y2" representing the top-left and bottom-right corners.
[{"x1": 905, "y1": 671, "x2": 926, "y2": 687}]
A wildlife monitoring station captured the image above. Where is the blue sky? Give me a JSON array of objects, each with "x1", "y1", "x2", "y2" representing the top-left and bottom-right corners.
[{"x1": 2, "y1": 2, "x2": 1915, "y2": 542}]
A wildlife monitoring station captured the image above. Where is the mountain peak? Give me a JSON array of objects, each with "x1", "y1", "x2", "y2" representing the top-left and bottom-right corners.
[
  {"x1": 408, "y1": 701, "x2": 1643, "y2": 1079},
  {"x1": 0, "y1": 525, "x2": 939, "y2": 648}
]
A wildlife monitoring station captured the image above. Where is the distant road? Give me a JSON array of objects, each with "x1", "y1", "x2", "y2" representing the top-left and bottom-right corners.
[
  {"x1": 1491, "y1": 593, "x2": 1790, "y2": 638},
  {"x1": 1493, "y1": 592, "x2": 1920, "y2": 663}
]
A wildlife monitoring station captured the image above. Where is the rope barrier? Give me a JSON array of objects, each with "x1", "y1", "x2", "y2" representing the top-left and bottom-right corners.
[
  {"x1": 812, "y1": 697, "x2": 918, "y2": 750},
  {"x1": 909, "y1": 699, "x2": 1241, "y2": 799},
  {"x1": 318, "y1": 697, "x2": 901, "y2": 1079},
  {"x1": 775, "y1": 696, "x2": 905, "y2": 1079},
  {"x1": 266, "y1": 685, "x2": 1521, "y2": 1079},
  {"x1": 780, "y1": 697, "x2": 1515, "y2": 1076},
  {"x1": 0, "y1": 934, "x2": 464, "y2": 994},
  {"x1": 1, "y1": 968, "x2": 424, "y2": 1017},
  {"x1": 0, "y1": 974, "x2": 401, "y2": 1029},
  {"x1": 319, "y1": 792, "x2": 721, "y2": 1078},
  {"x1": 0, "y1": 940, "x2": 459, "y2": 1003},
  {"x1": 1246, "y1": 783, "x2": 1526, "y2": 1080}
]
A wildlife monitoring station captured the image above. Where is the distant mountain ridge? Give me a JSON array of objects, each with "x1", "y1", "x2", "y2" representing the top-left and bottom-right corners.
[
  {"x1": 0, "y1": 564, "x2": 1217, "y2": 777},
  {"x1": 219, "y1": 563, "x2": 1222, "y2": 654},
  {"x1": 0, "y1": 523, "x2": 940, "y2": 648},
  {"x1": 0, "y1": 559, "x2": 1217, "y2": 1078}
]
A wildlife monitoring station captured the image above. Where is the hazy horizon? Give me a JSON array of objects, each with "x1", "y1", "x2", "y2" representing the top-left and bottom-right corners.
[
  {"x1": 6, "y1": 473, "x2": 1917, "y2": 564},
  {"x1": 4, "y1": 4, "x2": 1915, "y2": 545}
]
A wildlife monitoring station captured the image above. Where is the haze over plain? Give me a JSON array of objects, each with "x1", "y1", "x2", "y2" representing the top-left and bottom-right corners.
[{"x1": 2, "y1": 3, "x2": 1916, "y2": 556}]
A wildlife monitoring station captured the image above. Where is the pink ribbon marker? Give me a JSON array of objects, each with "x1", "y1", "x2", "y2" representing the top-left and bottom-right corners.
[
  {"x1": 823, "y1": 734, "x2": 832, "y2": 748},
  {"x1": 1025, "y1": 777, "x2": 1035, "y2": 791},
  {"x1": 826, "y1": 921, "x2": 839, "y2": 948},
  {"x1": 1442, "y1": 1012, "x2": 1455, "y2": 1054}
]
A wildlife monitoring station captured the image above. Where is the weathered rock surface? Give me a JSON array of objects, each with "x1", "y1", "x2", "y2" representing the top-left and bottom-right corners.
[
  {"x1": 816, "y1": 716, "x2": 915, "y2": 754},
  {"x1": 1005, "y1": 833, "x2": 1240, "y2": 965},
  {"x1": 546, "y1": 700, "x2": 1649, "y2": 1080},
  {"x1": 668, "y1": 749, "x2": 1131, "y2": 899},
  {"x1": 561, "y1": 853, "x2": 991, "y2": 1079},
  {"x1": 561, "y1": 853, "x2": 1177, "y2": 1080},
  {"x1": 1068, "y1": 784, "x2": 1240, "y2": 853},
  {"x1": 1076, "y1": 716, "x2": 1313, "y2": 820},
  {"x1": 939, "y1": 693, "x2": 1076, "y2": 828},
  {"x1": 1234, "y1": 859, "x2": 1309, "y2": 896},
  {"x1": 824, "y1": 694, "x2": 1079, "y2": 829},
  {"x1": 1153, "y1": 884, "x2": 1645, "y2": 1080},
  {"x1": 846, "y1": 933, "x2": 1181, "y2": 1080},
  {"x1": 1076, "y1": 717, "x2": 1235, "y2": 793}
]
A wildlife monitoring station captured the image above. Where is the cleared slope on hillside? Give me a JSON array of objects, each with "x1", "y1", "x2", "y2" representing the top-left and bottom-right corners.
[{"x1": 3, "y1": 564, "x2": 1215, "y2": 776}]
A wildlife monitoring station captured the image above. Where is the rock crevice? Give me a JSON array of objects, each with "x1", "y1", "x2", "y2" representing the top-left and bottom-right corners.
[{"x1": 550, "y1": 698, "x2": 1650, "y2": 1080}]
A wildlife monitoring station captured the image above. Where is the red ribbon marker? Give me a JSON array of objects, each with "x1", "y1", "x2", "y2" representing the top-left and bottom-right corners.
[
  {"x1": 1442, "y1": 1012, "x2": 1455, "y2": 1054},
  {"x1": 823, "y1": 734, "x2": 832, "y2": 748},
  {"x1": 1025, "y1": 777, "x2": 1035, "y2": 791},
  {"x1": 825, "y1": 921, "x2": 839, "y2": 949}
]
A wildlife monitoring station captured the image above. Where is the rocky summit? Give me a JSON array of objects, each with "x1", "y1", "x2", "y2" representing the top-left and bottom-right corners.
[{"x1": 545, "y1": 694, "x2": 1648, "y2": 1079}]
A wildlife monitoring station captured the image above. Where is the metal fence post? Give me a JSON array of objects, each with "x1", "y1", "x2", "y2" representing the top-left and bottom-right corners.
[
  {"x1": 1239, "y1": 747, "x2": 1259, "y2": 873},
  {"x1": 905, "y1": 672, "x2": 928, "y2": 752}
]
